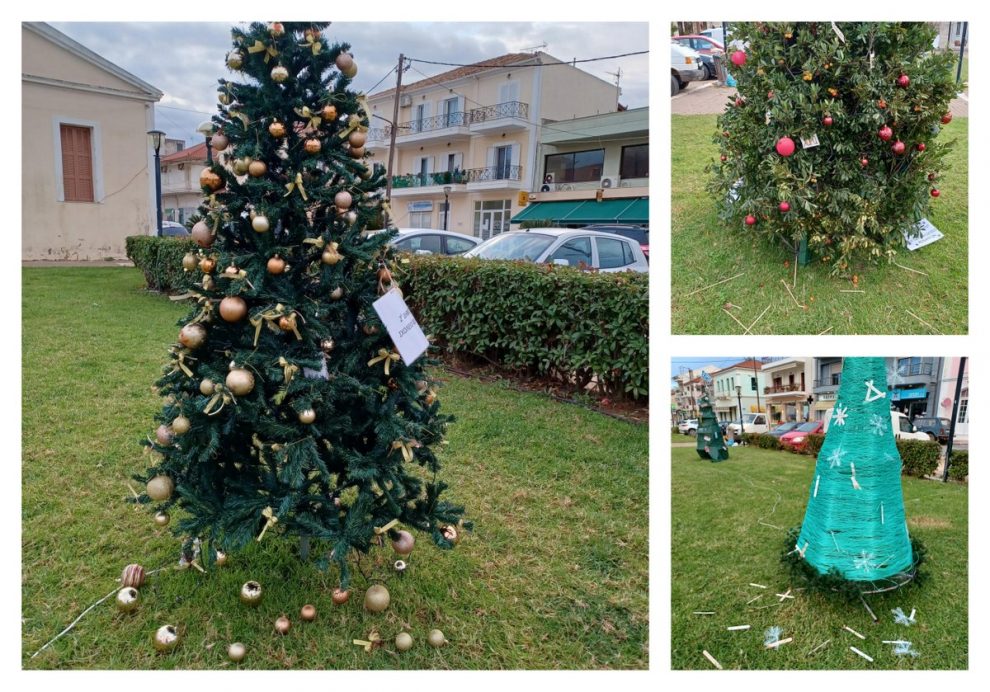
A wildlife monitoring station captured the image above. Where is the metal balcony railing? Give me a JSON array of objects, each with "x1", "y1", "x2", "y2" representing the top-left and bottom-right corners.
[
  {"x1": 465, "y1": 165, "x2": 523, "y2": 183},
  {"x1": 398, "y1": 111, "x2": 470, "y2": 135},
  {"x1": 813, "y1": 376, "x2": 841, "y2": 388},
  {"x1": 367, "y1": 126, "x2": 391, "y2": 142},
  {"x1": 469, "y1": 101, "x2": 529, "y2": 124},
  {"x1": 391, "y1": 170, "x2": 469, "y2": 189},
  {"x1": 896, "y1": 362, "x2": 934, "y2": 376},
  {"x1": 764, "y1": 383, "x2": 804, "y2": 394}
]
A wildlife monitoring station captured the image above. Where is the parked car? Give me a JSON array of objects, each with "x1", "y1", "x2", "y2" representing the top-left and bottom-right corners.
[
  {"x1": 678, "y1": 419, "x2": 699, "y2": 436},
  {"x1": 463, "y1": 229, "x2": 649, "y2": 273},
  {"x1": 767, "y1": 422, "x2": 801, "y2": 438},
  {"x1": 671, "y1": 34, "x2": 724, "y2": 80},
  {"x1": 726, "y1": 413, "x2": 770, "y2": 436},
  {"x1": 823, "y1": 409, "x2": 929, "y2": 440},
  {"x1": 161, "y1": 221, "x2": 189, "y2": 237},
  {"x1": 671, "y1": 42, "x2": 705, "y2": 95},
  {"x1": 779, "y1": 421, "x2": 825, "y2": 452},
  {"x1": 390, "y1": 228, "x2": 479, "y2": 255},
  {"x1": 911, "y1": 416, "x2": 952, "y2": 443},
  {"x1": 581, "y1": 224, "x2": 649, "y2": 260}
]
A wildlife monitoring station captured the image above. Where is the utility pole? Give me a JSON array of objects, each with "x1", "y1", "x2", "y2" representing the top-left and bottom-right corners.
[
  {"x1": 941, "y1": 357, "x2": 967, "y2": 482},
  {"x1": 752, "y1": 357, "x2": 762, "y2": 413},
  {"x1": 385, "y1": 53, "x2": 405, "y2": 215}
]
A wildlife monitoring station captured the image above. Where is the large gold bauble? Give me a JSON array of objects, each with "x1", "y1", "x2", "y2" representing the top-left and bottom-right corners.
[
  {"x1": 228, "y1": 642, "x2": 246, "y2": 663},
  {"x1": 211, "y1": 134, "x2": 229, "y2": 151},
  {"x1": 199, "y1": 257, "x2": 216, "y2": 274},
  {"x1": 219, "y1": 296, "x2": 248, "y2": 323},
  {"x1": 116, "y1": 587, "x2": 140, "y2": 613},
  {"x1": 191, "y1": 221, "x2": 214, "y2": 248},
  {"x1": 298, "y1": 408, "x2": 316, "y2": 425},
  {"x1": 240, "y1": 580, "x2": 263, "y2": 606},
  {"x1": 348, "y1": 146, "x2": 366, "y2": 159},
  {"x1": 268, "y1": 121, "x2": 286, "y2": 138},
  {"x1": 348, "y1": 130, "x2": 367, "y2": 148},
  {"x1": 303, "y1": 138, "x2": 321, "y2": 154},
  {"x1": 334, "y1": 191, "x2": 352, "y2": 209},
  {"x1": 199, "y1": 169, "x2": 223, "y2": 191},
  {"x1": 233, "y1": 158, "x2": 250, "y2": 175},
  {"x1": 267, "y1": 256, "x2": 286, "y2": 274},
  {"x1": 427, "y1": 629, "x2": 447, "y2": 648},
  {"x1": 332, "y1": 588, "x2": 350, "y2": 605},
  {"x1": 226, "y1": 368, "x2": 255, "y2": 396},
  {"x1": 322, "y1": 104, "x2": 337, "y2": 121},
  {"x1": 200, "y1": 378, "x2": 216, "y2": 396},
  {"x1": 252, "y1": 215, "x2": 271, "y2": 233},
  {"x1": 226, "y1": 51, "x2": 244, "y2": 70},
  {"x1": 300, "y1": 604, "x2": 317, "y2": 621},
  {"x1": 182, "y1": 253, "x2": 198, "y2": 271},
  {"x1": 322, "y1": 246, "x2": 342, "y2": 265},
  {"x1": 275, "y1": 615, "x2": 291, "y2": 635},
  {"x1": 121, "y1": 563, "x2": 146, "y2": 588},
  {"x1": 153, "y1": 624, "x2": 180, "y2": 653},
  {"x1": 271, "y1": 65, "x2": 289, "y2": 83},
  {"x1": 391, "y1": 530, "x2": 415, "y2": 556},
  {"x1": 330, "y1": 286, "x2": 344, "y2": 300},
  {"x1": 248, "y1": 160, "x2": 267, "y2": 177},
  {"x1": 154, "y1": 511, "x2": 170, "y2": 527},
  {"x1": 179, "y1": 323, "x2": 207, "y2": 349},
  {"x1": 363, "y1": 584, "x2": 390, "y2": 613},
  {"x1": 147, "y1": 475, "x2": 175, "y2": 502},
  {"x1": 278, "y1": 315, "x2": 296, "y2": 332},
  {"x1": 342, "y1": 61, "x2": 358, "y2": 79},
  {"x1": 395, "y1": 632, "x2": 413, "y2": 652},
  {"x1": 171, "y1": 415, "x2": 190, "y2": 435},
  {"x1": 215, "y1": 551, "x2": 228, "y2": 567},
  {"x1": 156, "y1": 424, "x2": 173, "y2": 446},
  {"x1": 335, "y1": 52, "x2": 354, "y2": 72}
]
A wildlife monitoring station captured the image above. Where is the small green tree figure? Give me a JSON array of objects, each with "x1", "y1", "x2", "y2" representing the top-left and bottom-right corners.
[
  {"x1": 136, "y1": 21, "x2": 468, "y2": 588},
  {"x1": 791, "y1": 357, "x2": 916, "y2": 588},
  {"x1": 709, "y1": 22, "x2": 958, "y2": 274},
  {"x1": 696, "y1": 373, "x2": 728, "y2": 462}
]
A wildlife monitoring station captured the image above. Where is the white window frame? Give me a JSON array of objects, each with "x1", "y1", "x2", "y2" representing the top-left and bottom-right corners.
[{"x1": 52, "y1": 116, "x2": 104, "y2": 203}]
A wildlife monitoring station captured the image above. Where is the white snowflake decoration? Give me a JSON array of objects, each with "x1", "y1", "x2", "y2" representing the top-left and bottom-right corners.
[
  {"x1": 869, "y1": 413, "x2": 888, "y2": 435},
  {"x1": 864, "y1": 379, "x2": 886, "y2": 403},
  {"x1": 827, "y1": 445, "x2": 847, "y2": 469},
  {"x1": 764, "y1": 626, "x2": 783, "y2": 647},
  {"x1": 892, "y1": 641, "x2": 920, "y2": 657},
  {"x1": 892, "y1": 607, "x2": 917, "y2": 626},
  {"x1": 853, "y1": 551, "x2": 877, "y2": 574},
  {"x1": 832, "y1": 403, "x2": 849, "y2": 426}
]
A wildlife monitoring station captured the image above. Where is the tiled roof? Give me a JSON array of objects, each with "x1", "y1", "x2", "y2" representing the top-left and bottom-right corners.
[
  {"x1": 161, "y1": 142, "x2": 208, "y2": 164},
  {"x1": 370, "y1": 53, "x2": 543, "y2": 99},
  {"x1": 713, "y1": 359, "x2": 764, "y2": 374}
]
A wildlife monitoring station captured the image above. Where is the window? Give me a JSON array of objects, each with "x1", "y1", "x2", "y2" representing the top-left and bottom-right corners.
[
  {"x1": 544, "y1": 149, "x2": 604, "y2": 184},
  {"x1": 596, "y1": 237, "x2": 632, "y2": 269},
  {"x1": 473, "y1": 199, "x2": 513, "y2": 240},
  {"x1": 899, "y1": 416, "x2": 913, "y2": 433},
  {"x1": 394, "y1": 234, "x2": 442, "y2": 254},
  {"x1": 958, "y1": 398, "x2": 968, "y2": 423},
  {"x1": 408, "y1": 211, "x2": 432, "y2": 228},
  {"x1": 60, "y1": 124, "x2": 94, "y2": 202},
  {"x1": 494, "y1": 145, "x2": 512, "y2": 179},
  {"x1": 548, "y1": 237, "x2": 592, "y2": 267},
  {"x1": 619, "y1": 144, "x2": 648, "y2": 179},
  {"x1": 750, "y1": 376, "x2": 757, "y2": 391},
  {"x1": 445, "y1": 236, "x2": 475, "y2": 254}
]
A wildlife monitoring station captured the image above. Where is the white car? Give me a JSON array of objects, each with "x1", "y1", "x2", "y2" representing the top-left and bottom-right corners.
[
  {"x1": 726, "y1": 413, "x2": 770, "y2": 436},
  {"x1": 463, "y1": 229, "x2": 648, "y2": 273},
  {"x1": 823, "y1": 409, "x2": 929, "y2": 440},
  {"x1": 389, "y1": 228, "x2": 480, "y2": 255},
  {"x1": 678, "y1": 419, "x2": 699, "y2": 435},
  {"x1": 671, "y1": 43, "x2": 705, "y2": 95}
]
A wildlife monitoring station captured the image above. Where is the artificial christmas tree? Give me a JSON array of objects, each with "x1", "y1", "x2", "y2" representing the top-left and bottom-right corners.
[
  {"x1": 709, "y1": 22, "x2": 958, "y2": 274},
  {"x1": 786, "y1": 357, "x2": 920, "y2": 591},
  {"x1": 135, "y1": 22, "x2": 469, "y2": 588},
  {"x1": 695, "y1": 373, "x2": 728, "y2": 462}
]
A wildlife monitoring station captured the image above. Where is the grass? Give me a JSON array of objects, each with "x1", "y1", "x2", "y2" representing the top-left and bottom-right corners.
[
  {"x1": 671, "y1": 114, "x2": 969, "y2": 334},
  {"x1": 671, "y1": 445, "x2": 968, "y2": 669},
  {"x1": 21, "y1": 268, "x2": 648, "y2": 670}
]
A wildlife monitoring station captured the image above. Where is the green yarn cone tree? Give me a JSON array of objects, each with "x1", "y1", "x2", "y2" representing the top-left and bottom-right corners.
[
  {"x1": 696, "y1": 373, "x2": 728, "y2": 462},
  {"x1": 794, "y1": 357, "x2": 914, "y2": 585}
]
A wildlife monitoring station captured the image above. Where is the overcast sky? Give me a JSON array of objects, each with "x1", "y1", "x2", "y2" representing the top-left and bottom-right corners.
[{"x1": 47, "y1": 21, "x2": 648, "y2": 148}]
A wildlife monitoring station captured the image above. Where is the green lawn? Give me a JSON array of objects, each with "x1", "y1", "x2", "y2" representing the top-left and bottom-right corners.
[
  {"x1": 671, "y1": 445, "x2": 967, "y2": 669},
  {"x1": 671, "y1": 114, "x2": 969, "y2": 334},
  {"x1": 22, "y1": 268, "x2": 648, "y2": 669}
]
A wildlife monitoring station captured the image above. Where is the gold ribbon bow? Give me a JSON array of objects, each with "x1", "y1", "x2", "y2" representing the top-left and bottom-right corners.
[
  {"x1": 203, "y1": 384, "x2": 234, "y2": 416},
  {"x1": 247, "y1": 39, "x2": 278, "y2": 63},
  {"x1": 373, "y1": 518, "x2": 400, "y2": 535},
  {"x1": 256, "y1": 506, "x2": 278, "y2": 541},
  {"x1": 284, "y1": 172, "x2": 308, "y2": 201},
  {"x1": 390, "y1": 439, "x2": 421, "y2": 463},
  {"x1": 189, "y1": 293, "x2": 215, "y2": 324},
  {"x1": 278, "y1": 356, "x2": 299, "y2": 384},
  {"x1": 303, "y1": 236, "x2": 326, "y2": 250},
  {"x1": 249, "y1": 304, "x2": 288, "y2": 347},
  {"x1": 368, "y1": 349, "x2": 400, "y2": 375},
  {"x1": 294, "y1": 105, "x2": 322, "y2": 130},
  {"x1": 338, "y1": 113, "x2": 368, "y2": 140},
  {"x1": 352, "y1": 632, "x2": 382, "y2": 653},
  {"x1": 300, "y1": 33, "x2": 322, "y2": 55},
  {"x1": 169, "y1": 347, "x2": 197, "y2": 378},
  {"x1": 229, "y1": 109, "x2": 250, "y2": 128}
]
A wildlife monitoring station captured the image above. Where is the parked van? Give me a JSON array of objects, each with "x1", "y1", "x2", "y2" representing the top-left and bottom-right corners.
[
  {"x1": 671, "y1": 43, "x2": 705, "y2": 95},
  {"x1": 822, "y1": 408, "x2": 929, "y2": 440}
]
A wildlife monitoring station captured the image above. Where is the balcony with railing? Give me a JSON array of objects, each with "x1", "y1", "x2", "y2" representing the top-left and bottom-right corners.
[
  {"x1": 465, "y1": 164, "x2": 524, "y2": 190},
  {"x1": 764, "y1": 383, "x2": 807, "y2": 396},
  {"x1": 468, "y1": 101, "x2": 530, "y2": 132},
  {"x1": 389, "y1": 169, "x2": 469, "y2": 196},
  {"x1": 395, "y1": 111, "x2": 471, "y2": 144}
]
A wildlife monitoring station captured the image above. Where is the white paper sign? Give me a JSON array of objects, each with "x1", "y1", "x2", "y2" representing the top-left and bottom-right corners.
[
  {"x1": 372, "y1": 288, "x2": 429, "y2": 366},
  {"x1": 902, "y1": 218, "x2": 944, "y2": 251},
  {"x1": 801, "y1": 134, "x2": 820, "y2": 149}
]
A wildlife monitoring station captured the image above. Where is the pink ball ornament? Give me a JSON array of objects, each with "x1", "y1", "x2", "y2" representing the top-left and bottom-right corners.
[
  {"x1": 730, "y1": 50, "x2": 747, "y2": 67},
  {"x1": 779, "y1": 201, "x2": 791, "y2": 213},
  {"x1": 878, "y1": 125, "x2": 893, "y2": 142},
  {"x1": 891, "y1": 140, "x2": 906, "y2": 155},
  {"x1": 897, "y1": 74, "x2": 910, "y2": 88},
  {"x1": 744, "y1": 215, "x2": 757, "y2": 226},
  {"x1": 775, "y1": 137, "x2": 796, "y2": 157}
]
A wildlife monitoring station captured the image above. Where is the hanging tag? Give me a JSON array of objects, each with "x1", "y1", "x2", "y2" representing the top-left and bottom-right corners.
[
  {"x1": 372, "y1": 288, "x2": 429, "y2": 366},
  {"x1": 765, "y1": 110, "x2": 772, "y2": 125},
  {"x1": 831, "y1": 22, "x2": 846, "y2": 43},
  {"x1": 801, "y1": 134, "x2": 820, "y2": 149}
]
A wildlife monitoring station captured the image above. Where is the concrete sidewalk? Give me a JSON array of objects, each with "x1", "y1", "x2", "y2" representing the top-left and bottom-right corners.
[{"x1": 23, "y1": 260, "x2": 134, "y2": 268}]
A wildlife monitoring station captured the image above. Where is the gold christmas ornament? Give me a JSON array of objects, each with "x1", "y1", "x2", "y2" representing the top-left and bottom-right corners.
[
  {"x1": 224, "y1": 264, "x2": 240, "y2": 277},
  {"x1": 147, "y1": 475, "x2": 175, "y2": 502},
  {"x1": 321, "y1": 338, "x2": 335, "y2": 353},
  {"x1": 248, "y1": 160, "x2": 267, "y2": 177},
  {"x1": 335, "y1": 52, "x2": 354, "y2": 72},
  {"x1": 219, "y1": 296, "x2": 248, "y2": 323},
  {"x1": 233, "y1": 158, "x2": 250, "y2": 175},
  {"x1": 227, "y1": 642, "x2": 246, "y2": 663},
  {"x1": 191, "y1": 221, "x2": 214, "y2": 248},
  {"x1": 415, "y1": 380, "x2": 429, "y2": 394},
  {"x1": 239, "y1": 580, "x2": 263, "y2": 606},
  {"x1": 348, "y1": 130, "x2": 367, "y2": 148},
  {"x1": 211, "y1": 133, "x2": 229, "y2": 151},
  {"x1": 441, "y1": 524, "x2": 460, "y2": 544},
  {"x1": 304, "y1": 138, "x2": 322, "y2": 154},
  {"x1": 332, "y1": 588, "x2": 350, "y2": 605},
  {"x1": 395, "y1": 632, "x2": 413, "y2": 652},
  {"x1": 330, "y1": 286, "x2": 344, "y2": 300},
  {"x1": 271, "y1": 65, "x2": 289, "y2": 83},
  {"x1": 252, "y1": 215, "x2": 271, "y2": 233},
  {"x1": 116, "y1": 587, "x2": 140, "y2": 613},
  {"x1": 391, "y1": 530, "x2": 415, "y2": 556},
  {"x1": 322, "y1": 243, "x2": 342, "y2": 265},
  {"x1": 200, "y1": 378, "x2": 216, "y2": 396},
  {"x1": 348, "y1": 146, "x2": 366, "y2": 159},
  {"x1": 427, "y1": 629, "x2": 447, "y2": 648},
  {"x1": 344, "y1": 210, "x2": 358, "y2": 225},
  {"x1": 215, "y1": 551, "x2": 228, "y2": 567},
  {"x1": 155, "y1": 424, "x2": 174, "y2": 446},
  {"x1": 218, "y1": 91, "x2": 231, "y2": 105},
  {"x1": 199, "y1": 168, "x2": 223, "y2": 191},
  {"x1": 322, "y1": 104, "x2": 337, "y2": 121},
  {"x1": 300, "y1": 604, "x2": 317, "y2": 621},
  {"x1": 425, "y1": 390, "x2": 437, "y2": 406},
  {"x1": 343, "y1": 61, "x2": 358, "y2": 79},
  {"x1": 153, "y1": 624, "x2": 180, "y2": 653},
  {"x1": 268, "y1": 121, "x2": 286, "y2": 138},
  {"x1": 278, "y1": 314, "x2": 297, "y2": 332},
  {"x1": 121, "y1": 563, "x2": 146, "y2": 588},
  {"x1": 270, "y1": 22, "x2": 285, "y2": 36},
  {"x1": 298, "y1": 408, "x2": 316, "y2": 425},
  {"x1": 334, "y1": 191, "x2": 353, "y2": 209},
  {"x1": 363, "y1": 584, "x2": 390, "y2": 613},
  {"x1": 226, "y1": 51, "x2": 244, "y2": 69},
  {"x1": 179, "y1": 323, "x2": 207, "y2": 349},
  {"x1": 226, "y1": 368, "x2": 255, "y2": 396},
  {"x1": 267, "y1": 255, "x2": 287, "y2": 274},
  {"x1": 182, "y1": 253, "x2": 198, "y2": 271},
  {"x1": 171, "y1": 415, "x2": 190, "y2": 435},
  {"x1": 154, "y1": 511, "x2": 170, "y2": 527},
  {"x1": 275, "y1": 615, "x2": 291, "y2": 635},
  {"x1": 199, "y1": 257, "x2": 216, "y2": 274}
]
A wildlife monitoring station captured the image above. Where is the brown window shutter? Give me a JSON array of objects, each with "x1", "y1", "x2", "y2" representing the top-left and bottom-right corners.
[{"x1": 60, "y1": 124, "x2": 95, "y2": 202}]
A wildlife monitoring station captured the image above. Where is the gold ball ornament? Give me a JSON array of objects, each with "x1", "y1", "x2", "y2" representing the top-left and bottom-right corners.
[
  {"x1": 154, "y1": 511, "x2": 170, "y2": 527},
  {"x1": 252, "y1": 215, "x2": 271, "y2": 233},
  {"x1": 427, "y1": 629, "x2": 447, "y2": 648},
  {"x1": 348, "y1": 146, "x2": 366, "y2": 159},
  {"x1": 363, "y1": 584, "x2": 390, "y2": 613},
  {"x1": 275, "y1": 615, "x2": 291, "y2": 635},
  {"x1": 269, "y1": 22, "x2": 285, "y2": 36},
  {"x1": 322, "y1": 244, "x2": 342, "y2": 265},
  {"x1": 228, "y1": 642, "x2": 246, "y2": 663},
  {"x1": 334, "y1": 191, "x2": 353, "y2": 209},
  {"x1": 330, "y1": 286, "x2": 344, "y2": 300},
  {"x1": 304, "y1": 138, "x2": 322, "y2": 154},
  {"x1": 298, "y1": 408, "x2": 316, "y2": 424},
  {"x1": 179, "y1": 323, "x2": 207, "y2": 349},
  {"x1": 267, "y1": 255, "x2": 287, "y2": 274},
  {"x1": 153, "y1": 624, "x2": 180, "y2": 653},
  {"x1": 219, "y1": 296, "x2": 248, "y2": 323},
  {"x1": 172, "y1": 416, "x2": 190, "y2": 435},
  {"x1": 182, "y1": 253, "x2": 198, "y2": 271},
  {"x1": 348, "y1": 130, "x2": 367, "y2": 148},
  {"x1": 344, "y1": 210, "x2": 358, "y2": 225},
  {"x1": 321, "y1": 338, "x2": 335, "y2": 353},
  {"x1": 191, "y1": 221, "x2": 214, "y2": 248},
  {"x1": 121, "y1": 563, "x2": 146, "y2": 588},
  {"x1": 322, "y1": 104, "x2": 337, "y2": 121},
  {"x1": 155, "y1": 424, "x2": 174, "y2": 446},
  {"x1": 395, "y1": 632, "x2": 413, "y2": 652},
  {"x1": 332, "y1": 588, "x2": 350, "y2": 605},
  {"x1": 441, "y1": 524, "x2": 460, "y2": 544},
  {"x1": 233, "y1": 158, "x2": 250, "y2": 175},
  {"x1": 200, "y1": 378, "x2": 216, "y2": 396},
  {"x1": 415, "y1": 380, "x2": 429, "y2": 394},
  {"x1": 342, "y1": 61, "x2": 358, "y2": 79},
  {"x1": 239, "y1": 580, "x2": 263, "y2": 606},
  {"x1": 300, "y1": 604, "x2": 317, "y2": 621},
  {"x1": 335, "y1": 52, "x2": 354, "y2": 72},
  {"x1": 268, "y1": 121, "x2": 286, "y2": 138},
  {"x1": 215, "y1": 551, "x2": 228, "y2": 567},
  {"x1": 226, "y1": 51, "x2": 244, "y2": 70},
  {"x1": 277, "y1": 314, "x2": 297, "y2": 332},
  {"x1": 226, "y1": 368, "x2": 255, "y2": 396},
  {"x1": 271, "y1": 65, "x2": 289, "y2": 83},
  {"x1": 391, "y1": 530, "x2": 415, "y2": 555},
  {"x1": 425, "y1": 390, "x2": 437, "y2": 406},
  {"x1": 199, "y1": 257, "x2": 216, "y2": 274},
  {"x1": 199, "y1": 168, "x2": 223, "y2": 191},
  {"x1": 248, "y1": 160, "x2": 267, "y2": 177},
  {"x1": 211, "y1": 133, "x2": 229, "y2": 151},
  {"x1": 116, "y1": 587, "x2": 140, "y2": 613},
  {"x1": 147, "y1": 475, "x2": 175, "y2": 502}
]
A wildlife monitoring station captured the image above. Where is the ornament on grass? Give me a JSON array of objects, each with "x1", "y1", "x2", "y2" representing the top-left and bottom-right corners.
[
  {"x1": 172, "y1": 416, "x2": 190, "y2": 435},
  {"x1": 226, "y1": 51, "x2": 244, "y2": 70},
  {"x1": 219, "y1": 296, "x2": 248, "y2": 323},
  {"x1": 775, "y1": 136, "x2": 796, "y2": 157},
  {"x1": 191, "y1": 221, "x2": 214, "y2": 248},
  {"x1": 931, "y1": 189, "x2": 940, "y2": 197},
  {"x1": 268, "y1": 121, "x2": 286, "y2": 138},
  {"x1": 427, "y1": 629, "x2": 447, "y2": 648},
  {"x1": 275, "y1": 615, "x2": 291, "y2": 635},
  {"x1": 300, "y1": 604, "x2": 317, "y2": 621},
  {"x1": 211, "y1": 134, "x2": 229, "y2": 151},
  {"x1": 441, "y1": 524, "x2": 461, "y2": 544},
  {"x1": 392, "y1": 530, "x2": 415, "y2": 555},
  {"x1": 182, "y1": 253, "x2": 198, "y2": 271},
  {"x1": 730, "y1": 50, "x2": 747, "y2": 67},
  {"x1": 322, "y1": 104, "x2": 337, "y2": 121},
  {"x1": 226, "y1": 368, "x2": 255, "y2": 396},
  {"x1": 395, "y1": 632, "x2": 413, "y2": 652},
  {"x1": 271, "y1": 65, "x2": 289, "y2": 83},
  {"x1": 215, "y1": 551, "x2": 228, "y2": 567},
  {"x1": 267, "y1": 255, "x2": 287, "y2": 274},
  {"x1": 179, "y1": 323, "x2": 207, "y2": 349},
  {"x1": 156, "y1": 424, "x2": 174, "y2": 446},
  {"x1": 744, "y1": 215, "x2": 757, "y2": 226},
  {"x1": 928, "y1": 172, "x2": 938, "y2": 181},
  {"x1": 200, "y1": 378, "x2": 216, "y2": 396},
  {"x1": 332, "y1": 588, "x2": 350, "y2": 605},
  {"x1": 878, "y1": 125, "x2": 893, "y2": 141},
  {"x1": 121, "y1": 563, "x2": 146, "y2": 588},
  {"x1": 199, "y1": 169, "x2": 223, "y2": 191},
  {"x1": 153, "y1": 625, "x2": 180, "y2": 653},
  {"x1": 154, "y1": 511, "x2": 170, "y2": 527},
  {"x1": 248, "y1": 160, "x2": 267, "y2": 177},
  {"x1": 941, "y1": 112, "x2": 953, "y2": 124},
  {"x1": 916, "y1": 143, "x2": 926, "y2": 152},
  {"x1": 823, "y1": 116, "x2": 833, "y2": 127},
  {"x1": 897, "y1": 74, "x2": 910, "y2": 88},
  {"x1": 394, "y1": 559, "x2": 407, "y2": 573},
  {"x1": 779, "y1": 201, "x2": 791, "y2": 213},
  {"x1": 239, "y1": 580, "x2": 263, "y2": 606},
  {"x1": 147, "y1": 475, "x2": 175, "y2": 502},
  {"x1": 116, "y1": 587, "x2": 140, "y2": 613},
  {"x1": 364, "y1": 584, "x2": 390, "y2": 613},
  {"x1": 304, "y1": 138, "x2": 321, "y2": 154},
  {"x1": 298, "y1": 408, "x2": 316, "y2": 424},
  {"x1": 252, "y1": 215, "x2": 271, "y2": 233},
  {"x1": 891, "y1": 140, "x2": 906, "y2": 155},
  {"x1": 228, "y1": 642, "x2": 246, "y2": 663}
]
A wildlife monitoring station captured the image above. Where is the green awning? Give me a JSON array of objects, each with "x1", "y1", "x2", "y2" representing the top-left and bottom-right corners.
[{"x1": 510, "y1": 197, "x2": 648, "y2": 225}]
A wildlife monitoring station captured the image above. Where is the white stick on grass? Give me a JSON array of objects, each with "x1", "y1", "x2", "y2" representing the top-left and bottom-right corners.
[{"x1": 702, "y1": 650, "x2": 723, "y2": 669}]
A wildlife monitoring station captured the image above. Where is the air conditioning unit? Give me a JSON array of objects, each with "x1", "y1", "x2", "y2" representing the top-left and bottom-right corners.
[
  {"x1": 540, "y1": 173, "x2": 554, "y2": 192},
  {"x1": 600, "y1": 176, "x2": 619, "y2": 189},
  {"x1": 399, "y1": 94, "x2": 413, "y2": 107}
]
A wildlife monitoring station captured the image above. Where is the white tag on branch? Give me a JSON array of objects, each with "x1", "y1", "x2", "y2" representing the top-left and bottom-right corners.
[
  {"x1": 303, "y1": 354, "x2": 329, "y2": 381},
  {"x1": 801, "y1": 134, "x2": 820, "y2": 149},
  {"x1": 831, "y1": 22, "x2": 846, "y2": 43},
  {"x1": 373, "y1": 287, "x2": 429, "y2": 366}
]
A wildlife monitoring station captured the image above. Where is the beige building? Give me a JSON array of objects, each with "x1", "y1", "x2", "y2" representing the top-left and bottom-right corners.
[
  {"x1": 160, "y1": 142, "x2": 208, "y2": 224},
  {"x1": 366, "y1": 52, "x2": 619, "y2": 238},
  {"x1": 711, "y1": 359, "x2": 767, "y2": 422},
  {"x1": 22, "y1": 22, "x2": 162, "y2": 260},
  {"x1": 762, "y1": 357, "x2": 815, "y2": 424}
]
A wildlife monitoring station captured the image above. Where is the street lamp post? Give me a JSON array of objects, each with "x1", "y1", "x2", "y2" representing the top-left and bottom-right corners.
[
  {"x1": 736, "y1": 385, "x2": 744, "y2": 437},
  {"x1": 147, "y1": 129, "x2": 166, "y2": 237},
  {"x1": 196, "y1": 121, "x2": 216, "y2": 165},
  {"x1": 443, "y1": 185, "x2": 451, "y2": 230}
]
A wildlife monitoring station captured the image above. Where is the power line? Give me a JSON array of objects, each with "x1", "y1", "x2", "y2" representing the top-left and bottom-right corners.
[
  {"x1": 366, "y1": 65, "x2": 398, "y2": 95},
  {"x1": 157, "y1": 104, "x2": 216, "y2": 117},
  {"x1": 407, "y1": 50, "x2": 648, "y2": 69}
]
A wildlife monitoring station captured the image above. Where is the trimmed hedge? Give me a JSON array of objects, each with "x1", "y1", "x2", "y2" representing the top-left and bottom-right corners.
[
  {"x1": 401, "y1": 255, "x2": 648, "y2": 400},
  {"x1": 742, "y1": 433, "x2": 781, "y2": 449},
  {"x1": 125, "y1": 235, "x2": 197, "y2": 293},
  {"x1": 803, "y1": 433, "x2": 825, "y2": 457},
  {"x1": 895, "y1": 439, "x2": 941, "y2": 477},
  {"x1": 948, "y1": 450, "x2": 968, "y2": 481}
]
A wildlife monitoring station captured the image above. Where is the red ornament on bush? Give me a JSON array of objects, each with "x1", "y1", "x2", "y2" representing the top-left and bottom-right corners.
[
  {"x1": 720, "y1": 154, "x2": 728, "y2": 162},
  {"x1": 779, "y1": 201, "x2": 791, "y2": 213},
  {"x1": 822, "y1": 116, "x2": 833, "y2": 127},
  {"x1": 891, "y1": 140, "x2": 906, "y2": 155},
  {"x1": 878, "y1": 125, "x2": 893, "y2": 141},
  {"x1": 896, "y1": 74, "x2": 910, "y2": 88},
  {"x1": 928, "y1": 172, "x2": 937, "y2": 181},
  {"x1": 735, "y1": 97, "x2": 744, "y2": 107},
  {"x1": 745, "y1": 215, "x2": 757, "y2": 226},
  {"x1": 767, "y1": 90, "x2": 775, "y2": 99},
  {"x1": 730, "y1": 50, "x2": 747, "y2": 67},
  {"x1": 860, "y1": 157, "x2": 869, "y2": 167},
  {"x1": 941, "y1": 112, "x2": 953, "y2": 124},
  {"x1": 722, "y1": 130, "x2": 730, "y2": 138},
  {"x1": 931, "y1": 189, "x2": 940, "y2": 198},
  {"x1": 775, "y1": 136, "x2": 796, "y2": 157},
  {"x1": 916, "y1": 142, "x2": 926, "y2": 152}
]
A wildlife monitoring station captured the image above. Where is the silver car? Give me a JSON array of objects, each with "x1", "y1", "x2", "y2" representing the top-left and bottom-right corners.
[
  {"x1": 463, "y1": 229, "x2": 649, "y2": 273},
  {"x1": 390, "y1": 228, "x2": 479, "y2": 255}
]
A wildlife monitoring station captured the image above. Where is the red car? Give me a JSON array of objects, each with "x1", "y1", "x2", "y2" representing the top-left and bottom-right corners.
[
  {"x1": 779, "y1": 421, "x2": 824, "y2": 452},
  {"x1": 671, "y1": 35, "x2": 725, "y2": 80}
]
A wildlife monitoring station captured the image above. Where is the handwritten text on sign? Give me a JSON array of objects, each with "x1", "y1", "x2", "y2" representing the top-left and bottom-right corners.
[{"x1": 372, "y1": 288, "x2": 429, "y2": 366}]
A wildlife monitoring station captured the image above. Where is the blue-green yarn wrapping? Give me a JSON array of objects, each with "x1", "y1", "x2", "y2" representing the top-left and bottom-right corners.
[
  {"x1": 796, "y1": 357, "x2": 913, "y2": 581},
  {"x1": 696, "y1": 395, "x2": 728, "y2": 462}
]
